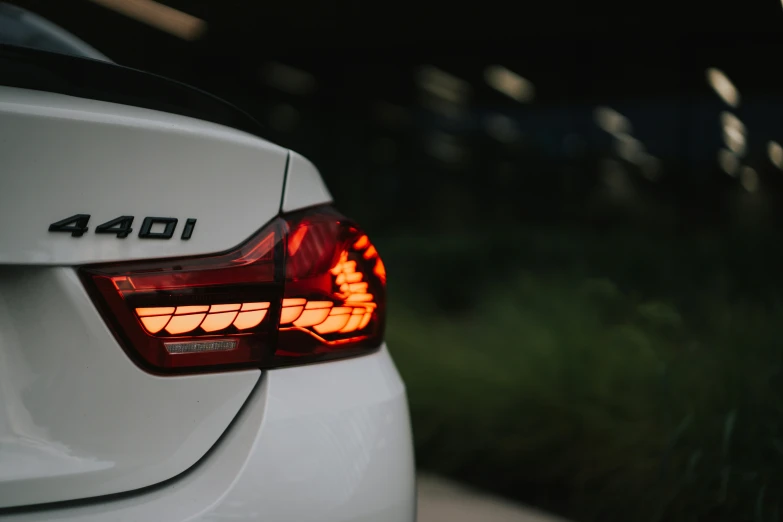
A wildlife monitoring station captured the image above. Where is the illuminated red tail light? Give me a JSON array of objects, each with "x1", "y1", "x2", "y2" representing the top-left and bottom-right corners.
[{"x1": 81, "y1": 206, "x2": 386, "y2": 373}]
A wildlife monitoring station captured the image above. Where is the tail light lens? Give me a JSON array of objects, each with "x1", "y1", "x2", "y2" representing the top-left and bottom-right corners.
[{"x1": 81, "y1": 206, "x2": 386, "y2": 373}]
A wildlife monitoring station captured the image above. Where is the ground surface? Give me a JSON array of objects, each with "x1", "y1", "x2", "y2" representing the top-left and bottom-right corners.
[{"x1": 417, "y1": 474, "x2": 566, "y2": 522}]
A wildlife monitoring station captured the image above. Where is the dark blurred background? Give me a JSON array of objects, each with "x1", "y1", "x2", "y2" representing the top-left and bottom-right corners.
[{"x1": 9, "y1": 1, "x2": 783, "y2": 520}]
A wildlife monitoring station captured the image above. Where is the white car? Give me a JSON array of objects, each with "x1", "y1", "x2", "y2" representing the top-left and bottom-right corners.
[{"x1": 0, "y1": 9, "x2": 415, "y2": 522}]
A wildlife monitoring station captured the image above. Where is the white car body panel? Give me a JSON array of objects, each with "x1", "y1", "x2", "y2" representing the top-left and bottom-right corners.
[
  {"x1": 0, "y1": 86, "x2": 288, "y2": 264},
  {"x1": 1, "y1": 347, "x2": 415, "y2": 522},
  {"x1": 0, "y1": 266, "x2": 260, "y2": 508},
  {"x1": 282, "y1": 151, "x2": 333, "y2": 212},
  {"x1": 0, "y1": 45, "x2": 415, "y2": 520}
]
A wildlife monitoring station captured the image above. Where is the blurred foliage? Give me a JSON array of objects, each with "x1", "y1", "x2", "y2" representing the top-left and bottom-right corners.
[{"x1": 380, "y1": 227, "x2": 783, "y2": 522}]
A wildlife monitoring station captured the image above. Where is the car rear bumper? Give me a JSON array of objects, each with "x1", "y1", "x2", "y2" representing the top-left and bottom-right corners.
[{"x1": 2, "y1": 345, "x2": 416, "y2": 522}]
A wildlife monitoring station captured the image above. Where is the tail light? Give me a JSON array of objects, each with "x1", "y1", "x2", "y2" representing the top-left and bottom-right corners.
[{"x1": 81, "y1": 206, "x2": 386, "y2": 373}]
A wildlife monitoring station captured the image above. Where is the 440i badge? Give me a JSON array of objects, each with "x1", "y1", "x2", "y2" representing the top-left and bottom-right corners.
[{"x1": 48, "y1": 214, "x2": 197, "y2": 239}]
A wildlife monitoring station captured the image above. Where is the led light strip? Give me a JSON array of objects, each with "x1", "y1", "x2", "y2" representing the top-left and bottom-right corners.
[
  {"x1": 136, "y1": 302, "x2": 270, "y2": 335},
  {"x1": 279, "y1": 299, "x2": 376, "y2": 334},
  {"x1": 276, "y1": 240, "x2": 379, "y2": 335},
  {"x1": 134, "y1": 236, "x2": 383, "y2": 338}
]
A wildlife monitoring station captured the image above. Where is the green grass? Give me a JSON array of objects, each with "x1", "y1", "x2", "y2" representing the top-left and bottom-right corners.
[{"x1": 379, "y1": 228, "x2": 783, "y2": 522}]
